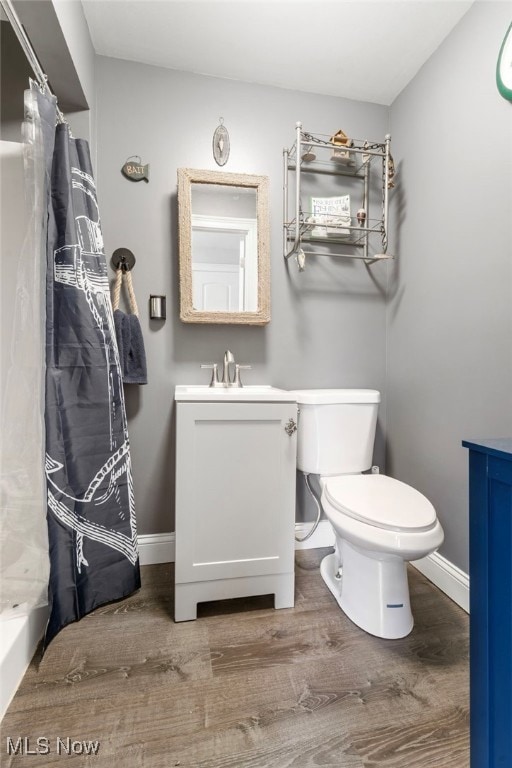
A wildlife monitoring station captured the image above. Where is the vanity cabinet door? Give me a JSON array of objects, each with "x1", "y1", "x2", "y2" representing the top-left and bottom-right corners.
[
  {"x1": 175, "y1": 402, "x2": 297, "y2": 586},
  {"x1": 463, "y1": 439, "x2": 512, "y2": 768}
]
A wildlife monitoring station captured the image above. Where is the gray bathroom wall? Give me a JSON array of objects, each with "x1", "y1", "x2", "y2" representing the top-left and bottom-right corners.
[
  {"x1": 387, "y1": 1, "x2": 512, "y2": 572},
  {"x1": 95, "y1": 56, "x2": 390, "y2": 534},
  {"x1": 50, "y1": 0, "x2": 95, "y2": 107},
  {"x1": 49, "y1": 0, "x2": 97, "y2": 159}
]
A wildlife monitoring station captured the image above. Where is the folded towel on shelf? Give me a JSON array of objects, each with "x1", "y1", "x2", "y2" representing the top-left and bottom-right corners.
[{"x1": 114, "y1": 308, "x2": 147, "y2": 385}]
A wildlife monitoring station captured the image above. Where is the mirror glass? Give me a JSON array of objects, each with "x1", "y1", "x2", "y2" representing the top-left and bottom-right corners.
[
  {"x1": 191, "y1": 184, "x2": 257, "y2": 313},
  {"x1": 178, "y1": 169, "x2": 270, "y2": 325}
]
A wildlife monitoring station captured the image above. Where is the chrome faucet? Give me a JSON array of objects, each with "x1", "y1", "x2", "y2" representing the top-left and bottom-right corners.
[
  {"x1": 200, "y1": 350, "x2": 252, "y2": 387},
  {"x1": 201, "y1": 349, "x2": 251, "y2": 387},
  {"x1": 222, "y1": 349, "x2": 235, "y2": 385}
]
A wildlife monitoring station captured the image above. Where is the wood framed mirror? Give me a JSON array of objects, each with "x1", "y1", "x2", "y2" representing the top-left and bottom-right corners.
[{"x1": 177, "y1": 168, "x2": 270, "y2": 325}]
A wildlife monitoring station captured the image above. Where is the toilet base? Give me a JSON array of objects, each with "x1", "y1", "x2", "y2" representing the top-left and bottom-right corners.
[{"x1": 320, "y1": 540, "x2": 414, "y2": 639}]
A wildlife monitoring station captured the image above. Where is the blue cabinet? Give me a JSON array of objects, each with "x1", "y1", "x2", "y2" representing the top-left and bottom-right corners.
[{"x1": 463, "y1": 438, "x2": 512, "y2": 768}]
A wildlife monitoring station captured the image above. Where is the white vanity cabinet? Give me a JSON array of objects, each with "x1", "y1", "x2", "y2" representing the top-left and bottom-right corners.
[{"x1": 174, "y1": 389, "x2": 297, "y2": 621}]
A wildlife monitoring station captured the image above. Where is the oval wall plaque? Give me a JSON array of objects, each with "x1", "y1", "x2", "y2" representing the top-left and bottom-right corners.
[{"x1": 213, "y1": 120, "x2": 230, "y2": 166}]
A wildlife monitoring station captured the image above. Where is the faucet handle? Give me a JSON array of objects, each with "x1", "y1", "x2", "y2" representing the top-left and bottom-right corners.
[
  {"x1": 200, "y1": 363, "x2": 220, "y2": 387},
  {"x1": 233, "y1": 364, "x2": 251, "y2": 387}
]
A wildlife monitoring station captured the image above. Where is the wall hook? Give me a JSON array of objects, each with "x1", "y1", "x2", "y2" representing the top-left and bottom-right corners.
[{"x1": 111, "y1": 247, "x2": 136, "y2": 272}]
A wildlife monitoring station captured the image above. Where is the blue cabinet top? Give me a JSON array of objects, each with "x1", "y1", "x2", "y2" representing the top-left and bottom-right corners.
[{"x1": 462, "y1": 438, "x2": 512, "y2": 461}]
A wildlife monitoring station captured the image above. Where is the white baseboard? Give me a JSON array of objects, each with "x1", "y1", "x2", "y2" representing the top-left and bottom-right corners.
[
  {"x1": 411, "y1": 551, "x2": 469, "y2": 613},
  {"x1": 138, "y1": 522, "x2": 334, "y2": 567},
  {"x1": 139, "y1": 530, "x2": 468, "y2": 614},
  {"x1": 138, "y1": 533, "x2": 175, "y2": 565}
]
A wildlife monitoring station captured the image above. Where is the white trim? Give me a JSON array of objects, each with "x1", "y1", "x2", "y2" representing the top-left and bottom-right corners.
[
  {"x1": 138, "y1": 533, "x2": 175, "y2": 565},
  {"x1": 137, "y1": 532, "x2": 469, "y2": 614},
  {"x1": 138, "y1": 524, "x2": 335, "y2": 566},
  {"x1": 0, "y1": 606, "x2": 48, "y2": 721},
  {"x1": 411, "y1": 551, "x2": 469, "y2": 613}
]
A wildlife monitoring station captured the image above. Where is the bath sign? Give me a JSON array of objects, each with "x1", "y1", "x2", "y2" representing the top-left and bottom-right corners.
[{"x1": 121, "y1": 156, "x2": 149, "y2": 182}]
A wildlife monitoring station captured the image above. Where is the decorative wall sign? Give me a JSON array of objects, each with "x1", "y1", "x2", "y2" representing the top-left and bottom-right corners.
[
  {"x1": 121, "y1": 156, "x2": 150, "y2": 182},
  {"x1": 213, "y1": 118, "x2": 230, "y2": 166},
  {"x1": 310, "y1": 195, "x2": 351, "y2": 238}
]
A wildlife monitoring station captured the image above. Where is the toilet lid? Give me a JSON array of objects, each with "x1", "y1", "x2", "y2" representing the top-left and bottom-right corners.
[{"x1": 323, "y1": 474, "x2": 437, "y2": 532}]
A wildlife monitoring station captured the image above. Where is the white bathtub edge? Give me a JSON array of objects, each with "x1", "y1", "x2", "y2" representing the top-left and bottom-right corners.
[{"x1": 0, "y1": 606, "x2": 48, "y2": 721}]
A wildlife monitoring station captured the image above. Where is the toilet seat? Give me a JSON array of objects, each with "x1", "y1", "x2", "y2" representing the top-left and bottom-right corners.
[{"x1": 323, "y1": 474, "x2": 437, "y2": 532}]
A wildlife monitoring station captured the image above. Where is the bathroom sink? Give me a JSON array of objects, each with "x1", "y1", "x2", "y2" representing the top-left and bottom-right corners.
[{"x1": 175, "y1": 385, "x2": 296, "y2": 402}]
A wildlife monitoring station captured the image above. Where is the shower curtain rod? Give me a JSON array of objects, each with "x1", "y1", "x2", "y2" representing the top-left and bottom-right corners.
[{"x1": 1, "y1": 0, "x2": 66, "y2": 124}]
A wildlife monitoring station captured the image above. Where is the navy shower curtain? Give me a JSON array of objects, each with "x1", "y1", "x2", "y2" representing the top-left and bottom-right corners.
[{"x1": 43, "y1": 111, "x2": 140, "y2": 646}]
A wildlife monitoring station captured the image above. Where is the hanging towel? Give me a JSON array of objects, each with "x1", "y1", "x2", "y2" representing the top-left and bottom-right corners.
[
  {"x1": 112, "y1": 268, "x2": 148, "y2": 385},
  {"x1": 114, "y1": 309, "x2": 148, "y2": 384}
]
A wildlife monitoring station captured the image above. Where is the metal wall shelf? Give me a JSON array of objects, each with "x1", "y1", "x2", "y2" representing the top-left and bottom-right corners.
[
  {"x1": 287, "y1": 163, "x2": 366, "y2": 179},
  {"x1": 283, "y1": 122, "x2": 393, "y2": 270}
]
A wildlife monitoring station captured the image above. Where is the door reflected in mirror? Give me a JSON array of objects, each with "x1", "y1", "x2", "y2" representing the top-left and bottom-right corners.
[
  {"x1": 191, "y1": 184, "x2": 257, "y2": 312},
  {"x1": 178, "y1": 169, "x2": 270, "y2": 325}
]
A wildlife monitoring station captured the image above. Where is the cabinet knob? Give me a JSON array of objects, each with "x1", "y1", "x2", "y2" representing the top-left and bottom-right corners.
[{"x1": 284, "y1": 418, "x2": 297, "y2": 436}]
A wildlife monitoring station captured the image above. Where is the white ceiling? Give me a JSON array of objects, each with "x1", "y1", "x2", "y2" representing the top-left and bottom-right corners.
[{"x1": 81, "y1": 0, "x2": 473, "y2": 106}]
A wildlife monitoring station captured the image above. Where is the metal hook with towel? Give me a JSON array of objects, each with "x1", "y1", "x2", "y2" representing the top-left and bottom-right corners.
[
  {"x1": 110, "y1": 250, "x2": 147, "y2": 384},
  {"x1": 112, "y1": 257, "x2": 139, "y2": 318}
]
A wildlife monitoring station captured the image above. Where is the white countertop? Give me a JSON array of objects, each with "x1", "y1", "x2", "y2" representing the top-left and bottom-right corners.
[{"x1": 174, "y1": 385, "x2": 297, "y2": 403}]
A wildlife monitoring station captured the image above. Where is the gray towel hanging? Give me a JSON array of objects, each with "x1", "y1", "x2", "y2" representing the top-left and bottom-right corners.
[{"x1": 111, "y1": 266, "x2": 147, "y2": 385}]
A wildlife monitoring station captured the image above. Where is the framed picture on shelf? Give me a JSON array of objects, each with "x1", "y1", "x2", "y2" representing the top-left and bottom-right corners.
[{"x1": 309, "y1": 195, "x2": 351, "y2": 237}]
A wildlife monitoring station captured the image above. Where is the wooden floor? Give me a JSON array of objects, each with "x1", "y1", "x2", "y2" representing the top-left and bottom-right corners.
[{"x1": 1, "y1": 548, "x2": 469, "y2": 767}]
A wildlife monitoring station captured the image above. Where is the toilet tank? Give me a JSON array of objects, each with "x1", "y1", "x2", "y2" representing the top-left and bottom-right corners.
[{"x1": 291, "y1": 389, "x2": 380, "y2": 476}]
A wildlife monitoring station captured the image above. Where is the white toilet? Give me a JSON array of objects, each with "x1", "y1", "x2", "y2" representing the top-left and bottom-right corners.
[{"x1": 292, "y1": 389, "x2": 444, "y2": 639}]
